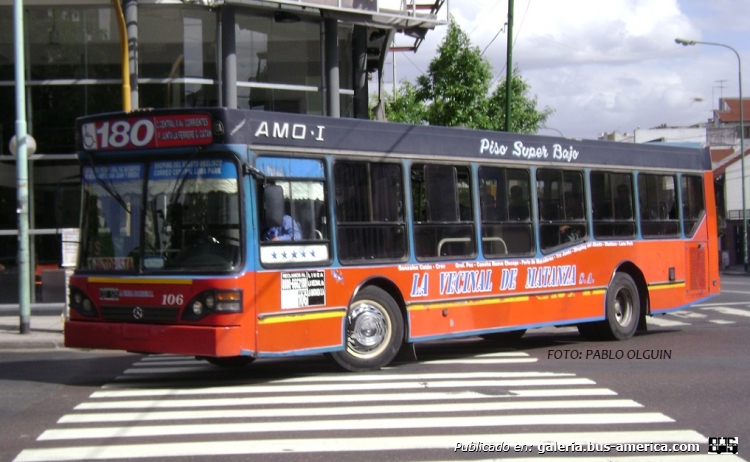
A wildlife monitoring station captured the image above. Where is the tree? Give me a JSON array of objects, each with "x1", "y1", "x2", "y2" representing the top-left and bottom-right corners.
[
  {"x1": 486, "y1": 69, "x2": 554, "y2": 133},
  {"x1": 415, "y1": 20, "x2": 493, "y2": 129},
  {"x1": 371, "y1": 81, "x2": 426, "y2": 125},
  {"x1": 379, "y1": 18, "x2": 553, "y2": 133}
]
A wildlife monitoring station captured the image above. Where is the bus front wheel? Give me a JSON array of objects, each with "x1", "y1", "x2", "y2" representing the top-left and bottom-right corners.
[
  {"x1": 579, "y1": 272, "x2": 640, "y2": 340},
  {"x1": 330, "y1": 286, "x2": 404, "y2": 372}
]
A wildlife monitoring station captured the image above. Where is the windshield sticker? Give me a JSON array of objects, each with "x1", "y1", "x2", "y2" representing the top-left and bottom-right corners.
[
  {"x1": 87, "y1": 257, "x2": 134, "y2": 271},
  {"x1": 149, "y1": 160, "x2": 235, "y2": 180},
  {"x1": 143, "y1": 256, "x2": 165, "y2": 269},
  {"x1": 281, "y1": 270, "x2": 326, "y2": 309},
  {"x1": 83, "y1": 164, "x2": 143, "y2": 183}
]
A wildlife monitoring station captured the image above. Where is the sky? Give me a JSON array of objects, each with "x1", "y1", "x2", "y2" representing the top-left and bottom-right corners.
[{"x1": 385, "y1": 0, "x2": 750, "y2": 140}]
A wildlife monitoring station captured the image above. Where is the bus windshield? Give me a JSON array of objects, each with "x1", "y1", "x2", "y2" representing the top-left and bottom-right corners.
[{"x1": 79, "y1": 158, "x2": 241, "y2": 272}]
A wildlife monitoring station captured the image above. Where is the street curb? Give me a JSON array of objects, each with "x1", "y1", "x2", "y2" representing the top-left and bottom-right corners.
[{"x1": 0, "y1": 340, "x2": 65, "y2": 350}]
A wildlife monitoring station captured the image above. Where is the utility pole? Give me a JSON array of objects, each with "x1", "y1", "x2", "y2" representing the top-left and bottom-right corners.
[
  {"x1": 13, "y1": 0, "x2": 32, "y2": 333},
  {"x1": 504, "y1": 0, "x2": 514, "y2": 132}
]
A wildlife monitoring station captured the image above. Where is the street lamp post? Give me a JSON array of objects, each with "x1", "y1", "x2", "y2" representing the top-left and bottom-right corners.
[{"x1": 676, "y1": 38, "x2": 747, "y2": 272}]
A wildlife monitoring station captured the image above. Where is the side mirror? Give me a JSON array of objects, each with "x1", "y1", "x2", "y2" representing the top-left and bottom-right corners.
[{"x1": 264, "y1": 184, "x2": 284, "y2": 228}]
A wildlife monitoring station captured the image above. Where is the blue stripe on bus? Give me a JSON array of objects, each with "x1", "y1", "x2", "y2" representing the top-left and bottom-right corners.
[{"x1": 650, "y1": 293, "x2": 719, "y2": 315}]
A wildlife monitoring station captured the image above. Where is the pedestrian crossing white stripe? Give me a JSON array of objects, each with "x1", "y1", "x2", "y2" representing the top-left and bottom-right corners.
[
  {"x1": 122, "y1": 366, "x2": 214, "y2": 374},
  {"x1": 38, "y1": 413, "x2": 674, "y2": 441},
  {"x1": 76, "y1": 388, "x2": 619, "y2": 410},
  {"x1": 426, "y1": 358, "x2": 538, "y2": 364},
  {"x1": 90, "y1": 377, "x2": 597, "y2": 398},
  {"x1": 509, "y1": 388, "x2": 617, "y2": 397},
  {"x1": 14, "y1": 430, "x2": 706, "y2": 461},
  {"x1": 647, "y1": 317, "x2": 689, "y2": 327},
  {"x1": 131, "y1": 351, "x2": 530, "y2": 365},
  {"x1": 137, "y1": 355, "x2": 186, "y2": 361},
  {"x1": 109, "y1": 370, "x2": 577, "y2": 385},
  {"x1": 694, "y1": 300, "x2": 750, "y2": 307},
  {"x1": 667, "y1": 311, "x2": 706, "y2": 319},
  {"x1": 438, "y1": 458, "x2": 741, "y2": 462},
  {"x1": 60, "y1": 399, "x2": 643, "y2": 423},
  {"x1": 709, "y1": 319, "x2": 736, "y2": 325},
  {"x1": 459, "y1": 352, "x2": 533, "y2": 357},
  {"x1": 130, "y1": 360, "x2": 206, "y2": 367},
  {"x1": 701, "y1": 306, "x2": 750, "y2": 317}
]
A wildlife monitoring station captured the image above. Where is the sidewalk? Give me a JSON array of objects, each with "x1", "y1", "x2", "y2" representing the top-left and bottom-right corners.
[
  {"x1": 0, "y1": 310, "x2": 65, "y2": 350},
  {"x1": 722, "y1": 264, "x2": 750, "y2": 276}
]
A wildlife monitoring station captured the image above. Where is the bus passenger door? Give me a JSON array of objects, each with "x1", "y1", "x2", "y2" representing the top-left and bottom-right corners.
[{"x1": 685, "y1": 242, "x2": 709, "y2": 297}]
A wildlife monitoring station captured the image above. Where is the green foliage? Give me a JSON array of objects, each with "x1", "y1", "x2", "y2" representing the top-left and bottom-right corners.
[
  {"x1": 487, "y1": 70, "x2": 554, "y2": 133},
  {"x1": 378, "y1": 18, "x2": 553, "y2": 133},
  {"x1": 371, "y1": 81, "x2": 426, "y2": 125}
]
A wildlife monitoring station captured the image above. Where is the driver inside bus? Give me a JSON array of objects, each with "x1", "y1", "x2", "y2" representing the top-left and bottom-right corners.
[{"x1": 263, "y1": 199, "x2": 302, "y2": 242}]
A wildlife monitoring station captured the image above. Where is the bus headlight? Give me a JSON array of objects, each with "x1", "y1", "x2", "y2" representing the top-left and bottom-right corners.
[
  {"x1": 69, "y1": 288, "x2": 98, "y2": 318},
  {"x1": 182, "y1": 290, "x2": 242, "y2": 320}
]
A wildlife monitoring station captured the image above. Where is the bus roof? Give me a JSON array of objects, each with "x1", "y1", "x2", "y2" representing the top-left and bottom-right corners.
[{"x1": 76, "y1": 108, "x2": 711, "y2": 172}]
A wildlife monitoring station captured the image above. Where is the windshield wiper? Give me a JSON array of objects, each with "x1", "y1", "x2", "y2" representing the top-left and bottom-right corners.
[{"x1": 85, "y1": 153, "x2": 131, "y2": 214}]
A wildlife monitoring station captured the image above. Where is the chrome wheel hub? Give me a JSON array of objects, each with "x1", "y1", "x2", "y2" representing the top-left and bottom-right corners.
[{"x1": 347, "y1": 303, "x2": 390, "y2": 357}]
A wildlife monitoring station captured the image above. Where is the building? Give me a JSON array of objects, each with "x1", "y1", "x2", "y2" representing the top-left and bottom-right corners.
[
  {"x1": 599, "y1": 97, "x2": 750, "y2": 269},
  {"x1": 710, "y1": 98, "x2": 750, "y2": 269},
  {"x1": 0, "y1": 0, "x2": 447, "y2": 304}
]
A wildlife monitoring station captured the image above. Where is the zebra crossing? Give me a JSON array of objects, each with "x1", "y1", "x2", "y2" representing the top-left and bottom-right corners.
[
  {"x1": 12, "y1": 351, "x2": 745, "y2": 462},
  {"x1": 647, "y1": 302, "x2": 750, "y2": 328}
]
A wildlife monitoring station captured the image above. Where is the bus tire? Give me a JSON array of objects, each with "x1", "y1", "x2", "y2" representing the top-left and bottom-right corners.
[
  {"x1": 578, "y1": 273, "x2": 640, "y2": 341},
  {"x1": 603, "y1": 272, "x2": 640, "y2": 340},
  {"x1": 480, "y1": 329, "x2": 527, "y2": 342},
  {"x1": 329, "y1": 286, "x2": 404, "y2": 372},
  {"x1": 204, "y1": 356, "x2": 255, "y2": 368}
]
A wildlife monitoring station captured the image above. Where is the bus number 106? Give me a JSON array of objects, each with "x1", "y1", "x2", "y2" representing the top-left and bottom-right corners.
[{"x1": 162, "y1": 294, "x2": 184, "y2": 306}]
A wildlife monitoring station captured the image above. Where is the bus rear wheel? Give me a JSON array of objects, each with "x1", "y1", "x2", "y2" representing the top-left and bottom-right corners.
[
  {"x1": 578, "y1": 272, "x2": 640, "y2": 340},
  {"x1": 329, "y1": 286, "x2": 404, "y2": 372}
]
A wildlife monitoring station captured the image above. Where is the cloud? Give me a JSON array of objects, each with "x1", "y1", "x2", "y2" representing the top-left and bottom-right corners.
[{"x1": 391, "y1": 0, "x2": 744, "y2": 139}]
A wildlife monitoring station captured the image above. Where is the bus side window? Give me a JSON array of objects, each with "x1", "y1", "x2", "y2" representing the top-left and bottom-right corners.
[
  {"x1": 478, "y1": 166, "x2": 534, "y2": 257},
  {"x1": 537, "y1": 168, "x2": 587, "y2": 253},
  {"x1": 681, "y1": 174, "x2": 705, "y2": 237},
  {"x1": 334, "y1": 161, "x2": 407, "y2": 262},
  {"x1": 638, "y1": 173, "x2": 680, "y2": 238},
  {"x1": 590, "y1": 171, "x2": 636, "y2": 239},
  {"x1": 413, "y1": 164, "x2": 475, "y2": 259}
]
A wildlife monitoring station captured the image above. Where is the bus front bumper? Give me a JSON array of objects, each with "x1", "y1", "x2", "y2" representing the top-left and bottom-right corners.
[{"x1": 64, "y1": 320, "x2": 246, "y2": 357}]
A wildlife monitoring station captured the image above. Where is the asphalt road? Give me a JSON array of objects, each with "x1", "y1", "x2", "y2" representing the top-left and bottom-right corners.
[{"x1": 1, "y1": 275, "x2": 748, "y2": 461}]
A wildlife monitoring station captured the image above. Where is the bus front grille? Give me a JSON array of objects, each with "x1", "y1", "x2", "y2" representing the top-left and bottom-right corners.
[{"x1": 100, "y1": 306, "x2": 180, "y2": 323}]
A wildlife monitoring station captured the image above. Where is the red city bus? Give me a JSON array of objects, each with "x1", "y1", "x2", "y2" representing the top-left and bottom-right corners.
[{"x1": 65, "y1": 108, "x2": 720, "y2": 371}]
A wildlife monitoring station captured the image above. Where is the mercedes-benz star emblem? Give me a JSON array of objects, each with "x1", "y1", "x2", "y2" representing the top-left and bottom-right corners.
[{"x1": 133, "y1": 307, "x2": 144, "y2": 320}]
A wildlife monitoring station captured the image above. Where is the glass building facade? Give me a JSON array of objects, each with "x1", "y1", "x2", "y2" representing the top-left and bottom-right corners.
[{"x1": 0, "y1": 0, "x2": 443, "y2": 304}]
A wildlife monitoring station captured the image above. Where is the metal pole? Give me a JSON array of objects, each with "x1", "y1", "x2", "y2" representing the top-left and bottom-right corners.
[
  {"x1": 504, "y1": 0, "x2": 514, "y2": 132},
  {"x1": 112, "y1": 0, "x2": 131, "y2": 111},
  {"x1": 675, "y1": 38, "x2": 747, "y2": 272},
  {"x1": 13, "y1": 0, "x2": 31, "y2": 333}
]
